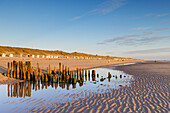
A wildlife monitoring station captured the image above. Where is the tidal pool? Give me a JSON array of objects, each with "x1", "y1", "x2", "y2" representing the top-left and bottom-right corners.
[{"x1": 0, "y1": 67, "x2": 134, "y2": 113}]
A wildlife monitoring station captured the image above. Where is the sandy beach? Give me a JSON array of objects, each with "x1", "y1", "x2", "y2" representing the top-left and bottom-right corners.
[{"x1": 0, "y1": 60, "x2": 169, "y2": 112}]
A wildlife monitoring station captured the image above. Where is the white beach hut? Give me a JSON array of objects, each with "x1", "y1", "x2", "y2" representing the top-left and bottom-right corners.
[
  {"x1": 32, "y1": 55, "x2": 35, "y2": 58},
  {"x1": 9, "y1": 54, "x2": 13, "y2": 57},
  {"x1": 20, "y1": 54, "x2": 23, "y2": 57},
  {"x1": 37, "y1": 55, "x2": 40, "y2": 58},
  {"x1": 42, "y1": 55, "x2": 45, "y2": 58},
  {"x1": 2, "y1": 53, "x2": 6, "y2": 57}
]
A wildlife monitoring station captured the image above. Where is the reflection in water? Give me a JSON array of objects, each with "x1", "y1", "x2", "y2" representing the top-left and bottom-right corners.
[{"x1": 7, "y1": 68, "x2": 133, "y2": 98}]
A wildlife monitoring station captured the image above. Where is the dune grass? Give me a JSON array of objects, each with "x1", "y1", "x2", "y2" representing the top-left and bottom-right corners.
[{"x1": 0, "y1": 46, "x2": 128, "y2": 59}]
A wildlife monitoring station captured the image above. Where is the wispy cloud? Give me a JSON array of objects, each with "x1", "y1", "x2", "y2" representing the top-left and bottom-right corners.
[
  {"x1": 132, "y1": 27, "x2": 151, "y2": 30},
  {"x1": 97, "y1": 35, "x2": 170, "y2": 46},
  {"x1": 71, "y1": 16, "x2": 83, "y2": 20},
  {"x1": 143, "y1": 31, "x2": 158, "y2": 35},
  {"x1": 97, "y1": 34, "x2": 140, "y2": 44},
  {"x1": 156, "y1": 13, "x2": 170, "y2": 17},
  {"x1": 145, "y1": 13, "x2": 170, "y2": 17},
  {"x1": 125, "y1": 47, "x2": 170, "y2": 54},
  {"x1": 71, "y1": 0, "x2": 127, "y2": 20},
  {"x1": 155, "y1": 27, "x2": 170, "y2": 31}
]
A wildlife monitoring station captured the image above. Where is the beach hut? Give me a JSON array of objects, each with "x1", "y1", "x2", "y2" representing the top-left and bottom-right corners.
[
  {"x1": 42, "y1": 55, "x2": 45, "y2": 58},
  {"x1": 46, "y1": 56, "x2": 50, "y2": 58},
  {"x1": 2, "y1": 53, "x2": 6, "y2": 57},
  {"x1": 9, "y1": 54, "x2": 13, "y2": 57},
  {"x1": 37, "y1": 55, "x2": 40, "y2": 58},
  {"x1": 32, "y1": 55, "x2": 35, "y2": 58},
  {"x1": 20, "y1": 54, "x2": 23, "y2": 57}
]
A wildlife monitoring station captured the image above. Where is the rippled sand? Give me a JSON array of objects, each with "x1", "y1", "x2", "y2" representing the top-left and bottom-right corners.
[{"x1": 2, "y1": 61, "x2": 169, "y2": 113}]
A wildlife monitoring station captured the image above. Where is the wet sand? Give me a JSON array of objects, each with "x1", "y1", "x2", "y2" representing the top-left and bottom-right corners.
[{"x1": 2, "y1": 61, "x2": 169, "y2": 113}]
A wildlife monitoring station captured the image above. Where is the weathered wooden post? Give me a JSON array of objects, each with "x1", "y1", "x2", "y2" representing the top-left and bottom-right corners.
[
  {"x1": 88, "y1": 70, "x2": 90, "y2": 81},
  {"x1": 66, "y1": 75, "x2": 69, "y2": 82},
  {"x1": 108, "y1": 72, "x2": 111, "y2": 78},
  {"x1": 27, "y1": 63, "x2": 31, "y2": 81},
  {"x1": 54, "y1": 66, "x2": 56, "y2": 74},
  {"x1": 20, "y1": 61, "x2": 23, "y2": 79},
  {"x1": 92, "y1": 70, "x2": 96, "y2": 81},
  {"x1": 54, "y1": 74, "x2": 58, "y2": 83},
  {"x1": 59, "y1": 63, "x2": 61, "y2": 75},
  {"x1": 45, "y1": 73, "x2": 48, "y2": 82},
  {"x1": 68, "y1": 67, "x2": 70, "y2": 75},
  {"x1": 17, "y1": 62, "x2": 20, "y2": 79},
  {"x1": 34, "y1": 69, "x2": 38, "y2": 81},
  {"x1": 23, "y1": 68, "x2": 26, "y2": 80},
  {"x1": 77, "y1": 68, "x2": 79, "y2": 80},
  {"x1": 13, "y1": 61, "x2": 17, "y2": 78},
  {"x1": 11, "y1": 62, "x2": 13, "y2": 78},
  {"x1": 8, "y1": 62, "x2": 10, "y2": 77},
  {"x1": 49, "y1": 64, "x2": 51, "y2": 75},
  {"x1": 65, "y1": 66, "x2": 67, "y2": 75},
  {"x1": 41, "y1": 73, "x2": 44, "y2": 82},
  {"x1": 97, "y1": 74, "x2": 99, "y2": 78}
]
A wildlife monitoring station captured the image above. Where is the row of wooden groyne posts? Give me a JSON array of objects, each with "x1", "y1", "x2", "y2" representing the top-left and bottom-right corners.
[{"x1": 5, "y1": 61, "x2": 99, "y2": 84}]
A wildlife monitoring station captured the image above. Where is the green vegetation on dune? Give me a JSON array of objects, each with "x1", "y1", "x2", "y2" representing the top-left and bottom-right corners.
[{"x1": 0, "y1": 46, "x2": 127, "y2": 59}]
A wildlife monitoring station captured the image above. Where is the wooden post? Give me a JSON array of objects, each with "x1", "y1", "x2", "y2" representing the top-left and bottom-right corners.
[
  {"x1": 77, "y1": 68, "x2": 79, "y2": 80},
  {"x1": 45, "y1": 73, "x2": 48, "y2": 82},
  {"x1": 11, "y1": 62, "x2": 13, "y2": 78},
  {"x1": 68, "y1": 67, "x2": 70, "y2": 75},
  {"x1": 65, "y1": 66, "x2": 67, "y2": 75},
  {"x1": 13, "y1": 61, "x2": 17, "y2": 78},
  {"x1": 20, "y1": 61, "x2": 23, "y2": 79},
  {"x1": 55, "y1": 74, "x2": 58, "y2": 83},
  {"x1": 8, "y1": 62, "x2": 10, "y2": 77},
  {"x1": 41, "y1": 73, "x2": 44, "y2": 82},
  {"x1": 49, "y1": 64, "x2": 51, "y2": 75},
  {"x1": 66, "y1": 75, "x2": 69, "y2": 82},
  {"x1": 24, "y1": 68, "x2": 26, "y2": 80},
  {"x1": 54, "y1": 66, "x2": 56, "y2": 74},
  {"x1": 35, "y1": 69, "x2": 38, "y2": 81},
  {"x1": 59, "y1": 63, "x2": 61, "y2": 75},
  {"x1": 62, "y1": 64, "x2": 64, "y2": 75},
  {"x1": 17, "y1": 62, "x2": 19, "y2": 79}
]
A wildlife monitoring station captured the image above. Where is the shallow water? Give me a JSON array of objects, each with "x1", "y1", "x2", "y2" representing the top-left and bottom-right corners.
[{"x1": 0, "y1": 67, "x2": 134, "y2": 113}]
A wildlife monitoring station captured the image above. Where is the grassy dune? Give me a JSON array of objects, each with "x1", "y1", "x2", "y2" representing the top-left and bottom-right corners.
[{"x1": 0, "y1": 46, "x2": 127, "y2": 59}]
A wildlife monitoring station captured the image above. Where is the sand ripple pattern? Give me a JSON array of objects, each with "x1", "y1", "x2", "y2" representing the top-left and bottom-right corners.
[{"x1": 4, "y1": 62, "x2": 170, "y2": 113}]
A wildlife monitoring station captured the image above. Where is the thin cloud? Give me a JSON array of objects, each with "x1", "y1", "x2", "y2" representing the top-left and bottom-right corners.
[
  {"x1": 97, "y1": 35, "x2": 170, "y2": 46},
  {"x1": 145, "y1": 13, "x2": 170, "y2": 17},
  {"x1": 155, "y1": 27, "x2": 170, "y2": 31},
  {"x1": 71, "y1": 16, "x2": 82, "y2": 20},
  {"x1": 71, "y1": 0, "x2": 127, "y2": 20},
  {"x1": 125, "y1": 47, "x2": 170, "y2": 54},
  {"x1": 132, "y1": 27, "x2": 150, "y2": 30},
  {"x1": 156, "y1": 13, "x2": 170, "y2": 17},
  {"x1": 97, "y1": 34, "x2": 140, "y2": 45},
  {"x1": 143, "y1": 31, "x2": 158, "y2": 35}
]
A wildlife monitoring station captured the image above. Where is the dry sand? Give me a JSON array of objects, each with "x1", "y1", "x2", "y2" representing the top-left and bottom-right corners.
[
  {"x1": 2, "y1": 61, "x2": 169, "y2": 113},
  {"x1": 0, "y1": 57, "x2": 143, "y2": 84}
]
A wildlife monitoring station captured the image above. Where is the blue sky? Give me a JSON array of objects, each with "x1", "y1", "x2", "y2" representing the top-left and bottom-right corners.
[{"x1": 0, "y1": 0, "x2": 170, "y2": 60}]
